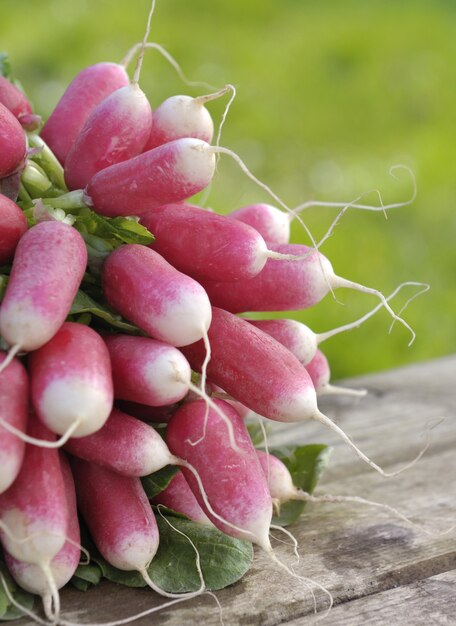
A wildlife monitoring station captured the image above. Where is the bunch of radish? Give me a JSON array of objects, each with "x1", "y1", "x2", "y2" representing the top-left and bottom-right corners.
[{"x1": 0, "y1": 3, "x2": 427, "y2": 624}]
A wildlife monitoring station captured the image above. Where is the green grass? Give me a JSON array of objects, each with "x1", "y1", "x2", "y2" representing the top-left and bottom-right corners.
[{"x1": 1, "y1": 0, "x2": 454, "y2": 377}]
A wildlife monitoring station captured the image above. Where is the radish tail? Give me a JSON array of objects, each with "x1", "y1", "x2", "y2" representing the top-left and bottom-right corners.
[
  {"x1": 0, "y1": 417, "x2": 82, "y2": 448},
  {"x1": 132, "y1": 0, "x2": 156, "y2": 85},
  {"x1": 317, "y1": 384, "x2": 367, "y2": 397},
  {"x1": 0, "y1": 344, "x2": 21, "y2": 375}
]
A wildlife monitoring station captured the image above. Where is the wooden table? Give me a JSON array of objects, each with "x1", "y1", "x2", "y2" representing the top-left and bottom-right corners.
[{"x1": 22, "y1": 355, "x2": 456, "y2": 625}]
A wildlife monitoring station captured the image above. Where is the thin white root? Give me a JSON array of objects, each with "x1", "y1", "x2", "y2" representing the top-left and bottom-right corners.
[
  {"x1": 215, "y1": 85, "x2": 236, "y2": 152},
  {"x1": 314, "y1": 412, "x2": 442, "y2": 478},
  {"x1": 317, "y1": 384, "x2": 367, "y2": 398},
  {"x1": 269, "y1": 524, "x2": 300, "y2": 565},
  {"x1": 291, "y1": 164, "x2": 417, "y2": 218},
  {"x1": 121, "y1": 42, "x2": 219, "y2": 91},
  {"x1": 330, "y1": 275, "x2": 416, "y2": 346},
  {"x1": 40, "y1": 561, "x2": 60, "y2": 623},
  {"x1": 316, "y1": 281, "x2": 430, "y2": 344},
  {"x1": 0, "y1": 344, "x2": 21, "y2": 375},
  {"x1": 183, "y1": 379, "x2": 242, "y2": 454},
  {"x1": 132, "y1": 0, "x2": 157, "y2": 85},
  {"x1": 200, "y1": 324, "x2": 212, "y2": 401},
  {"x1": 0, "y1": 417, "x2": 83, "y2": 449}
]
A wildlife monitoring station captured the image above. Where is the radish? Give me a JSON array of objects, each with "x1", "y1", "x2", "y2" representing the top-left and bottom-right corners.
[
  {"x1": 102, "y1": 244, "x2": 211, "y2": 347},
  {"x1": 0, "y1": 194, "x2": 27, "y2": 265},
  {"x1": 229, "y1": 203, "x2": 291, "y2": 245},
  {"x1": 144, "y1": 86, "x2": 233, "y2": 151},
  {"x1": 140, "y1": 203, "x2": 285, "y2": 281},
  {"x1": 71, "y1": 457, "x2": 203, "y2": 599},
  {"x1": 0, "y1": 221, "x2": 87, "y2": 371},
  {"x1": 0, "y1": 416, "x2": 68, "y2": 609},
  {"x1": 63, "y1": 2, "x2": 155, "y2": 191},
  {"x1": 104, "y1": 334, "x2": 191, "y2": 407},
  {"x1": 152, "y1": 471, "x2": 213, "y2": 526},
  {"x1": 181, "y1": 307, "x2": 409, "y2": 477},
  {"x1": 29, "y1": 322, "x2": 113, "y2": 438},
  {"x1": 305, "y1": 348, "x2": 366, "y2": 397},
  {"x1": 0, "y1": 76, "x2": 40, "y2": 130},
  {"x1": 0, "y1": 352, "x2": 28, "y2": 494},
  {"x1": 166, "y1": 399, "x2": 273, "y2": 550},
  {"x1": 4, "y1": 452, "x2": 80, "y2": 622},
  {"x1": 63, "y1": 83, "x2": 152, "y2": 190},
  {"x1": 40, "y1": 62, "x2": 129, "y2": 165},
  {"x1": 200, "y1": 242, "x2": 415, "y2": 343},
  {"x1": 85, "y1": 137, "x2": 216, "y2": 217},
  {"x1": 0, "y1": 102, "x2": 26, "y2": 178}
]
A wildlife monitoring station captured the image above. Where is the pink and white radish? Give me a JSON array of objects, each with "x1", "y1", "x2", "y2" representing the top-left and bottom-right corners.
[
  {"x1": 0, "y1": 194, "x2": 27, "y2": 265},
  {"x1": 102, "y1": 244, "x2": 211, "y2": 347},
  {"x1": 181, "y1": 307, "x2": 402, "y2": 477},
  {"x1": 144, "y1": 85, "x2": 233, "y2": 150},
  {"x1": 200, "y1": 243, "x2": 414, "y2": 343},
  {"x1": 140, "y1": 203, "x2": 287, "y2": 281},
  {"x1": 0, "y1": 102, "x2": 26, "y2": 178},
  {"x1": 166, "y1": 399, "x2": 273, "y2": 550},
  {"x1": 0, "y1": 417, "x2": 68, "y2": 597},
  {"x1": 0, "y1": 221, "x2": 87, "y2": 365},
  {"x1": 229, "y1": 203, "x2": 290, "y2": 245},
  {"x1": 104, "y1": 334, "x2": 191, "y2": 406},
  {"x1": 115, "y1": 400, "x2": 179, "y2": 423},
  {"x1": 64, "y1": 83, "x2": 152, "y2": 190},
  {"x1": 40, "y1": 62, "x2": 129, "y2": 165},
  {"x1": 4, "y1": 452, "x2": 80, "y2": 621},
  {"x1": 152, "y1": 471, "x2": 212, "y2": 526},
  {"x1": 0, "y1": 352, "x2": 28, "y2": 494},
  {"x1": 0, "y1": 76, "x2": 40, "y2": 130},
  {"x1": 29, "y1": 322, "x2": 113, "y2": 439},
  {"x1": 71, "y1": 457, "x2": 202, "y2": 598},
  {"x1": 85, "y1": 137, "x2": 216, "y2": 217}
]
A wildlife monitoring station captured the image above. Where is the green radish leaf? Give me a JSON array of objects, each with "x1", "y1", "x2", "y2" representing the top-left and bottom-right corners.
[
  {"x1": 141, "y1": 466, "x2": 180, "y2": 499},
  {"x1": 70, "y1": 578, "x2": 92, "y2": 592},
  {"x1": 148, "y1": 515, "x2": 253, "y2": 592},
  {"x1": 72, "y1": 563, "x2": 102, "y2": 587},
  {"x1": 0, "y1": 558, "x2": 35, "y2": 621},
  {"x1": 69, "y1": 290, "x2": 141, "y2": 333},
  {"x1": 0, "y1": 275, "x2": 9, "y2": 303},
  {"x1": 247, "y1": 422, "x2": 269, "y2": 446},
  {"x1": 270, "y1": 444, "x2": 332, "y2": 527}
]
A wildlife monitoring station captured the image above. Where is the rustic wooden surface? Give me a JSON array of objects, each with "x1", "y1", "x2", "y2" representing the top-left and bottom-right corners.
[{"x1": 20, "y1": 355, "x2": 456, "y2": 625}]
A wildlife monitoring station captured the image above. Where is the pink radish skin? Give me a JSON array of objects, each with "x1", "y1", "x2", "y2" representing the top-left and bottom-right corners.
[
  {"x1": 152, "y1": 471, "x2": 213, "y2": 526},
  {"x1": 102, "y1": 244, "x2": 212, "y2": 347},
  {"x1": 40, "y1": 62, "x2": 129, "y2": 165},
  {"x1": 0, "y1": 416, "x2": 68, "y2": 565},
  {"x1": 200, "y1": 243, "x2": 334, "y2": 313},
  {"x1": 166, "y1": 399, "x2": 273, "y2": 549},
  {"x1": 64, "y1": 84, "x2": 153, "y2": 190},
  {"x1": 256, "y1": 450, "x2": 298, "y2": 504},
  {"x1": 0, "y1": 222, "x2": 87, "y2": 352},
  {"x1": 0, "y1": 102, "x2": 26, "y2": 178},
  {"x1": 181, "y1": 307, "x2": 318, "y2": 424},
  {"x1": 115, "y1": 400, "x2": 178, "y2": 423},
  {"x1": 230, "y1": 203, "x2": 290, "y2": 245},
  {"x1": 0, "y1": 353, "x2": 28, "y2": 494},
  {"x1": 104, "y1": 334, "x2": 191, "y2": 406},
  {"x1": 85, "y1": 138, "x2": 216, "y2": 217},
  {"x1": 4, "y1": 452, "x2": 80, "y2": 597},
  {"x1": 29, "y1": 322, "x2": 113, "y2": 438},
  {"x1": 144, "y1": 95, "x2": 213, "y2": 150},
  {"x1": 0, "y1": 77, "x2": 40, "y2": 130},
  {"x1": 71, "y1": 458, "x2": 159, "y2": 572},
  {"x1": 140, "y1": 203, "x2": 271, "y2": 281},
  {"x1": 64, "y1": 408, "x2": 173, "y2": 477},
  {"x1": 0, "y1": 194, "x2": 27, "y2": 266},
  {"x1": 248, "y1": 318, "x2": 318, "y2": 366}
]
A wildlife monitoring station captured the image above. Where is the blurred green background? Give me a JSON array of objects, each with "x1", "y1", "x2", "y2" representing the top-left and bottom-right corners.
[{"x1": 1, "y1": 0, "x2": 455, "y2": 378}]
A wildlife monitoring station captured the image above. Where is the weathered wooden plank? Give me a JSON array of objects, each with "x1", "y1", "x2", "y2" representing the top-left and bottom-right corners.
[
  {"x1": 16, "y1": 356, "x2": 456, "y2": 625},
  {"x1": 284, "y1": 571, "x2": 456, "y2": 626}
]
